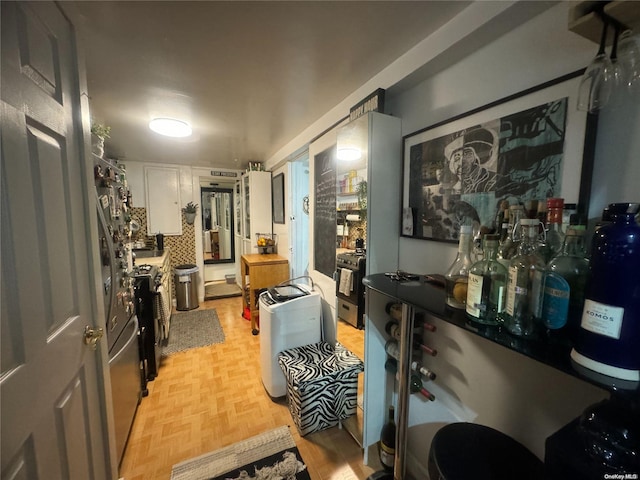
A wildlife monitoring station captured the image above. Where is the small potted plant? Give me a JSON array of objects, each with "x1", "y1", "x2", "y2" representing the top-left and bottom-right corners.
[
  {"x1": 182, "y1": 202, "x2": 198, "y2": 224},
  {"x1": 91, "y1": 123, "x2": 111, "y2": 158}
]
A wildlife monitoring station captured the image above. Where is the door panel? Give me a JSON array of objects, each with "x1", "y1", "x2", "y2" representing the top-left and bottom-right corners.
[{"x1": 1, "y1": 2, "x2": 110, "y2": 479}]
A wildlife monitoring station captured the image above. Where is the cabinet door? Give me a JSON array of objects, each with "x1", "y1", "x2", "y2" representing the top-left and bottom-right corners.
[{"x1": 145, "y1": 166, "x2": 182, "y2": 235}]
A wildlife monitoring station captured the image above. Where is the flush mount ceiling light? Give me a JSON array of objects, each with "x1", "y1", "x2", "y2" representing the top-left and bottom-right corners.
[
  {"x1": 336, "y1": 146, "x2": 362, "y2": 161},
  {"x1": 149, "y1": 118, "x2": 192, "y2": 137}
]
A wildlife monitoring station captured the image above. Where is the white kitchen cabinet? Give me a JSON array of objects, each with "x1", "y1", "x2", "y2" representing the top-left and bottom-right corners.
[
  {"x1": 145, "y1": 166, "x2": 182, "y2": 235},
  {"x1": 241, "y1": 170, "x2": 272, "y2": 254}
]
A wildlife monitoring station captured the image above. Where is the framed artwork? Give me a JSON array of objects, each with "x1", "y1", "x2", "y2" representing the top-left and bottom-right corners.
[
  {"x1": 272, "y1": 172, "x2": 285, "y2": 224},
  {"x1": 402, "y1": 70, "x2": 595, "y2": 243}
]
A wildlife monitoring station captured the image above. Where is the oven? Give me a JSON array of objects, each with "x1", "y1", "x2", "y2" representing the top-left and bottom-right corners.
[
  {"x1": 336, "y1": 252, "x2": 366, "y2": 329},
  {"x1": 133, "y1": 264, "x2": 162, "y2": 382}
]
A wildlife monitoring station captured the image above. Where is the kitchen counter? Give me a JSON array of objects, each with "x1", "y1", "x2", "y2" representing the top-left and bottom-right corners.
[
  {"x1": 363, "y1": 273, "x2": 639, "y2": 395},
  {"x1": 133, "y1": 248, "x2": 174, "y2": 320}
]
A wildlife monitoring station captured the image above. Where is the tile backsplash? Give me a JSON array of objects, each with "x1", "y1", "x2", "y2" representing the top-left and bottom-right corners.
[{"x1": 131, "y1": 207, "x2": 197, "y2": 295}]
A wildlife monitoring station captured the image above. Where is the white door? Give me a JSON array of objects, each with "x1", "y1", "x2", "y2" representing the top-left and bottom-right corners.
[{"x1": 1, "y1": 3, "x2": 112, "y2": 479}]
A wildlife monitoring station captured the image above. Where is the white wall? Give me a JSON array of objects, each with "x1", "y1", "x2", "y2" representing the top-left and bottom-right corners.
[{"x1": 271, "y1": 162, "x2": 290, "y2": 271}]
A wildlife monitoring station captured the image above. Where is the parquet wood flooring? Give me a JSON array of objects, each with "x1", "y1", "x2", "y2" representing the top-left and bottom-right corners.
[{"x1": 119, "y1": 296, "x2": 378, "y2": 479}]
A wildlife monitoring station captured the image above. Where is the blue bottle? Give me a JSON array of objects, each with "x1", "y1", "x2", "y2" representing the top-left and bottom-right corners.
[{"x1": 571, "y1": 203, "x2": 640, "y2": 381}]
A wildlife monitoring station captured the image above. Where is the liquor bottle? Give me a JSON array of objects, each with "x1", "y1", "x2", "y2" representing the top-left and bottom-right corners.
[
  {"x1": 387, "y1": 303, "x2": 437, "y2": 332},
  {"x1": 384, "y1": 359, "x2": 436, "y2": 401},
  {"x1": 538, "y1": 198, "x2": 565, "y2": 263},
  {"x1": 465, "y1": 234, "x2": 508, "y2": 325},
  {"x1": 572, "y1": 203, "x2": 640, "y2": 381},
  {"x1": 385, "y1": 340, "x2": 437, "y2": 380},
  {"x1": 503, "y1": 219, "x2": 546, "y2": 337},
  {"x1": 497, "y1": 205, "x2": 525, "y2": 270},
  {"x1": 494, "y1": 200, "x2": 510, "y2": 232},
  {"x1": 385, "y1": 321, "x2": 438, "y2": 356},
  {"x1": 379, "y1": 405, "x2": 396, "y2": 473},
  {"x1": 444, "y1": 225, "x2": 473, "y2": 309},
  {"x1": 542, "y1": 228, "x2": 589, "y2": 342}
]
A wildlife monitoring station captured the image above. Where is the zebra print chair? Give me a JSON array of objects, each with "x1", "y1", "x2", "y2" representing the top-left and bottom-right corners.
[{"x1": 278, "y1": 341, "x2": 364, "y2": 436}]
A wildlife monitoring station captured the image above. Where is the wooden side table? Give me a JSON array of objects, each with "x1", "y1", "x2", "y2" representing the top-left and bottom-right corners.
[{"x1": 240, "y1": 254, "x2": 289, "y2": 335}]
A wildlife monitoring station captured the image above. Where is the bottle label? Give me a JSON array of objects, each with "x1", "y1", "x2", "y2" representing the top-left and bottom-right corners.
[
  {"x1": 506, "y1": 266, "x2": 521, "y2": 316},
  {"x1": 380, "y1": 442, "x2": 395, "y2": 468},
  {"x1": 580, "y1": 299, "x2": 624, "y2": 339},
  {"x1": 542, "y1": 273, "x2": 570, "y2": 329},
  {"x1": 466, "y1": 273, "x2": 484, "y2": 318}
]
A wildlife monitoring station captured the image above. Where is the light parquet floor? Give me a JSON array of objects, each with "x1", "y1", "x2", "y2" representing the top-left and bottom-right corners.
[{"x1": 119, "y1": 296, "x2": 378, "y2": 479}]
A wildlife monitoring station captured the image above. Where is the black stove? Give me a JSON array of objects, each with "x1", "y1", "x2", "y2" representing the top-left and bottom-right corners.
[
  {"x1": 133, "y1": 264, "x2": 161, "y2": 383},
  {"x1": 337, "y1": 251, "x2": 366, "y2": 268},
  {"x1": 336, "y1": 251, "x2": 366, "y2": 329},
  {"x1": 133, "y1": 264, "x2": 158, "y2": 278}
]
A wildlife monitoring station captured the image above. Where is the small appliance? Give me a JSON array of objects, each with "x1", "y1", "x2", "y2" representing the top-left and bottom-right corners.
[{"x1": 258, "y1": 283, "x2": 322, "y2": 397}]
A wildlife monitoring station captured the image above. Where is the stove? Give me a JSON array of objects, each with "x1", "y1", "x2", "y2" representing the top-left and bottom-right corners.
[
  {"x1": 133, "y1": 264, "x2": 158, "y2": 278},
  {"x1": 336, "y1": 251, "x2": 366, "y2": 329},
  {"x1": 133, "y1": 264, "x2": 161, "y2": 383}
]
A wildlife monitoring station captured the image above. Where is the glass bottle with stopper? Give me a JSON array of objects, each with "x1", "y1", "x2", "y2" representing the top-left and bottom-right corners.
[{"x1": 444, "y1": 225, "x2": 473, "y2": 309}]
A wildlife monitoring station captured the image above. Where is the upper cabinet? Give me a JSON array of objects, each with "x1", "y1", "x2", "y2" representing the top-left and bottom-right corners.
[
  {"x1": 240, "y1": 170, "x2": 272, "y2": 254},
  {"x1": 144, "y1": 166, "x2": 182, "y2": 235},
  {"x1": 336, "y1": 112, "x2": 402, "y2": 275}
]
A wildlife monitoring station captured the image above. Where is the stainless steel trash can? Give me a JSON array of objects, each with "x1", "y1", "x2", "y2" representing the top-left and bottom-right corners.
[{"x1": 174, "y1": 264, "x2": 199, "y2": 311}]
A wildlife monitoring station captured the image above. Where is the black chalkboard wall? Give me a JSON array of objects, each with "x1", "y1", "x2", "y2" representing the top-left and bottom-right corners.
[{"x1": 314, "y1": 145, "x2": 337, "y2": 278}]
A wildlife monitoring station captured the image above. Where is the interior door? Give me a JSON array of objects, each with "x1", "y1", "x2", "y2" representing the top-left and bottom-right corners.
[{"x1": 1, "y1": 3, "x2": 112, "y2": 479}]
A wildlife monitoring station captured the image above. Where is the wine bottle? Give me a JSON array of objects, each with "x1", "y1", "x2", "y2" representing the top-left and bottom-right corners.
[
  {"x1": 379, "y1": 405, "x2": 396, "y2": 472},
  {"x1": 385, "y1": 322, "x2": 438, "y2": 356},
  {"x1": 384, "y1": 358, "x2": 436, "y2": 401},
  {"x1": 386, "y1": 302, "x2": 437, "y2": 332},
  {"x1": 385, "y1": 340, "x2": 437, "y2": 380}
]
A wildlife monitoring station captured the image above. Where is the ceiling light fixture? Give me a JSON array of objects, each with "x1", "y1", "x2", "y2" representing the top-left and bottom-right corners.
[
  {"x1": 149, "y1": 118, "x2": 192, "y2": 137},
  {"x1": 336, "y1": 147, "x2": 362, "y2": 162}
]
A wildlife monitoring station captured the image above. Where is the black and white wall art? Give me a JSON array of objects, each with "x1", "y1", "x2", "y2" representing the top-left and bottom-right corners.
[{"x1": 402, "y1": 71, "x2": 594, "y2": 243}]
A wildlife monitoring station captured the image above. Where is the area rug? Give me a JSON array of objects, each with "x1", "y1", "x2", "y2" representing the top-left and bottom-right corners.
[
  {"x1": 162, "y1": 308, "x2": 225, "y2": 357},
  {"x1": 170, "y1": 425, "x2": 310, "y2": 480},
  {"x1": 205, "y1": 281, "x2": 243, "y2": 300}
]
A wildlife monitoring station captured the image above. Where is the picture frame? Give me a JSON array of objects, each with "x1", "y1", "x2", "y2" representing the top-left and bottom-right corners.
[
  {"x1": 402, "y1": 70, "x2": 595, "y2": 243},
  {"x1": 272, "y1": 172, "x2": 285, "y2": 224}
]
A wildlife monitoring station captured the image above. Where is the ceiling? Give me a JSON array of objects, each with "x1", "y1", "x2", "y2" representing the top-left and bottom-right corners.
[{"x1": 72, "y1": 1, "x2": 471, "y2": 171}]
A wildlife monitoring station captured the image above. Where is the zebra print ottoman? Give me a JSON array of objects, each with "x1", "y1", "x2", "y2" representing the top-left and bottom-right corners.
[{"x1": 278, "y1": 341, "x2": 364, "y2": 436}]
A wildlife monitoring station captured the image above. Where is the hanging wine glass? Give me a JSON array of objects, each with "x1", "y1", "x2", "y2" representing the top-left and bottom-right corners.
[
  {"x1": 610, "y1": 27, "x2": 623, "y2": 87},
  {"x1": 577, "y1": 18, "x2": 613, "y2": 113},
  {"x1": 608, "y1": 26, "x2": 624, "y2": 108},
  {"x1": 618, "y1": 29, "x2": 640, "y2": 95}
]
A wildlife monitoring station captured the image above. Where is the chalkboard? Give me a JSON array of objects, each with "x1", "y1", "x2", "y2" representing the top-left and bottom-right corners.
[{"x1": 314, "y1": 145, "x2": 337, "y2": 279}]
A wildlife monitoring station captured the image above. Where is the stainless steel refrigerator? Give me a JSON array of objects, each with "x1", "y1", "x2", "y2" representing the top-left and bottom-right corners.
[{"x1": 94, "y1": 156, "x2": 141, "y2": 464}]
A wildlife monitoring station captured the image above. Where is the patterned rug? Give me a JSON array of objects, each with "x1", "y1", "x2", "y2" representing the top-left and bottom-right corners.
[
  {"x1": 162, "y1": 308, "x2": 225, "y2": 357},
  {"x1": 170, "y1": 426, "x2": 310, "y2": 480}
]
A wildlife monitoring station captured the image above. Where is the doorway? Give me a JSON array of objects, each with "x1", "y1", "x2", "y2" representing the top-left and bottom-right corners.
[
  {"x1": 290, "y1": 153, "x2": 310, "y2": 279},
  {"x1": 199, "y1": 183, "x2": 241, "y2": 300}
]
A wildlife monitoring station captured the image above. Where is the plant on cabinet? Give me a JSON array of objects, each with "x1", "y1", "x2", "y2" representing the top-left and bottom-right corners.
[{"x1": 182, "y1": 202, "x2": 198, "y2": 224}]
